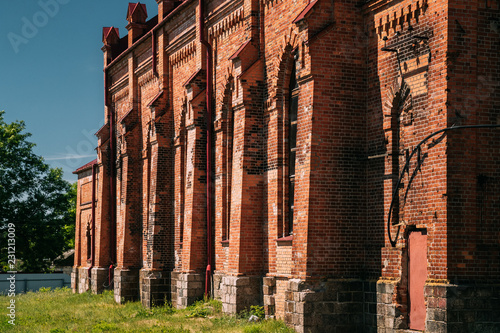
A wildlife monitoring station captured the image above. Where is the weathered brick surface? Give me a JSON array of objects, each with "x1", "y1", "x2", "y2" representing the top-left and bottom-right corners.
[
  {"x1": 72, "y1": 0, "x2": 500, "y2": 331},
  {"x1": 446, "y1": 0, "x2": 500, "y2": 285}
]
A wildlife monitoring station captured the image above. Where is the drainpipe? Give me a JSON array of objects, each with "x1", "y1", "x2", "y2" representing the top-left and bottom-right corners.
[{"x1": 199, "y1": 0, "x2": 213, "y2": 298}]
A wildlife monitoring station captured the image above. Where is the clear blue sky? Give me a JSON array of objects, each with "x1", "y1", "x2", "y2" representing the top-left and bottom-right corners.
[{"x1": 0, "y1": 0, "x2": 158, "y2": 182}]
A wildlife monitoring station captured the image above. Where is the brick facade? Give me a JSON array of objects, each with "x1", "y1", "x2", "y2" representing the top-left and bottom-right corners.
[{"x1": 73, "y1": 0, "x2": 500, "y2": 331}]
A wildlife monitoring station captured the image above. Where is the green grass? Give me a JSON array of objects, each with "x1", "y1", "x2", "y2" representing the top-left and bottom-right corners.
[{"x1": 0, "y1": 288, "x2": 296, "y2": 333}]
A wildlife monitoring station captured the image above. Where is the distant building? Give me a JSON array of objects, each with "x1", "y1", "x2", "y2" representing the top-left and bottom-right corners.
[{"x1": 72, "y1": 0, "x2": 500, "y2": 331}]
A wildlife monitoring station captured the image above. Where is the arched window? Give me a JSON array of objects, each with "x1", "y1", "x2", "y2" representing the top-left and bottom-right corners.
[
  {"x1": 224, "y1": 108, "x2": 234, "y2": 241},
  {"x1": 390, "y1": 94, "x2": 401, "y2": 226},
  {"x1": 180, "y1": 126, "x2": 186, "y2": 244},
  {"x1": 179, "y1": 102, "x2": 188, "y2": 245},
  {"x1": 222, "y1": 82, "x2": 234, "y2": 241},
  {"x1": 286, "y1": 54, "x2": 299, "y2": 236},
  {"x1": 86, "y1": 219, "x2": 92, "y2": 261}
]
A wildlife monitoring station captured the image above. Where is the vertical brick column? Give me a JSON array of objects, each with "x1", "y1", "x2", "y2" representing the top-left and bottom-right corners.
[
  {"x1": 140, "y1": 91, "x2": 175, "y2": 307},
  {"x1": 92, "y1": 154, "x2": 112, "y2": 294},
  {"x1": 114, "y1": 130, "x2": 142, "y2": 303},
  {"x1": 217, "y1": 54, "x2": 265, "y2": 313},
  {"x1": 73, "y1": 164, "x2": 96, "y2": 294},
  {"x1": 221, "y1": 103, "x2": 264, "y2": 313},
  {"x1": 226, "y1": 103, "x2": 264, "y2": 276},
  {"x1": 114, "y1": 133, "x2": 142, "y2": 302},
  {"x1": 72, "y1": 167, "x2": 83, "y2": 294},
  {"x1": 139, "y1": 27, "x2": 176, "y2": 308},
  {"x1": 114, "y1": 52, "x2": 142, "y2": 304},
  {"x1": 176, "y1": 76, "x2": 207, "y2": 308}
]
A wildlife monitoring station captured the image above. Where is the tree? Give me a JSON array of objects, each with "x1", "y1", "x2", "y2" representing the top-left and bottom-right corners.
[{"x1": 0, "y1": 110, "x2": 76, "y2": 272}]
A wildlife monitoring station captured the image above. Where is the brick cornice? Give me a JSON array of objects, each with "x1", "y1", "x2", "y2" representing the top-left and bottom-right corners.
[
  {"x1": 170, "y1": 40, "x2": 196, "y2": 68},
  {"x1": 206, "y1": 0, "x2": 244, "y2": 27},
  {"x1": 207, "y1": 5, "x2": 244, "y2": 41}
]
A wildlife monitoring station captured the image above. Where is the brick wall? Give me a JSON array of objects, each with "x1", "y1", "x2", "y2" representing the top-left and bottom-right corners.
[
  {"x1": 446, "y1": 0, "x2": 500, "y2": 284},
  {"x1": 71, "y1": 0, "x2": 500, "y2": 331},
  {"x1": 74, "y1": 168, "x2": 93, "y2": 269}
]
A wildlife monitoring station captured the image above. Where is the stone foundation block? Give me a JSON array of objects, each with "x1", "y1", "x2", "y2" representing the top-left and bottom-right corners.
[
  {"x1": 174, "y1": 272, "x2": 204, "y2": 308},
  {"x1": 77, "y1": 267, "x2": 90, "y2": 294},
  {"x1": 213, "y1": 274, "x2": 262, "y2": 314},
  {"x1": 140, "y1": 269, "x2": 171, "y2": 308},
  {"x1": 114, "y1": 267, "x2": 140, "y2": 304},
  {"x1": 71, "y1": 267, "x2": 78, "y2": 293},
  {"x1": 91, "y1": 267, "x2": 111, "y2": 294},
  {"x1": 285, "y1": 279, "x2": 367, "y2": 333}
]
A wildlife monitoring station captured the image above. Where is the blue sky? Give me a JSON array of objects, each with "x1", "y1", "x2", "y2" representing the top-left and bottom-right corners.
[{"x1": 0, "y1": 0, "x2": 158, "y2": 182}]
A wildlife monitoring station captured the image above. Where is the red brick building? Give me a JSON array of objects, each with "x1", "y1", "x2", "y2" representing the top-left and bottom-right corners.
[{"x1": 72, "y1": 0, "x2": 500, "y2": 331}]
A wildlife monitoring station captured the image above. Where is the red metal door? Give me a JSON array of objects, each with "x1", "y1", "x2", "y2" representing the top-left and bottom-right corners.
[{"x1": 409, "y1": 230, "x2": 428, "y2": 331}]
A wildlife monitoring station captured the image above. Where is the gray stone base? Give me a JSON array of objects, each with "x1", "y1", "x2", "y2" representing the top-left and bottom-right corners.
[
  {"x1": 140, "y1": 269, "x2": 171, "y2": 308},
  {"x1": 283, "y1": 278, "x2": 367, "y2": 333},
  {"x1": 373, "y1": 280, "x2": 500, "y2": 333},
  {"x1": 91, "y1": 267, "x2": 111, "y2": 294},
  {"x1": 375, "y1": 280, "x2": 408, "y2": 332},
  {"x1": 425, "y1": 283, "x2": 500, "y2": 333},
  {"x1": 213, "y1": 273, "x2": 262, "y2": 314},
  {"x1": 71, "y1": 267, "x2": 78, "y2": 293},
  {"x1": 77, "y1": 267, "x2": 90, "y2": 294},
  {"x1": 262, "y1": 276, "x2": 276, "y2": 319},
  {"x1": 171, "y1": 272, "x2": 204, "y2": 308},
  {"x1": 114, "y1": 267, "x2": 139, "y2": 303}
]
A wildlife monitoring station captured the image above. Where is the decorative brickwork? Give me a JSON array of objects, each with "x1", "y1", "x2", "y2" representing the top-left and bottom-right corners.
[{"x1": 72, "y1": 0, "x2": 500, "y2": 332}]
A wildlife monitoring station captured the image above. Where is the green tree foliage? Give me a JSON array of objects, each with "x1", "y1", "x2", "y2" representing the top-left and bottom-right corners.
[{"x1": 0, "y1": 110, "x2": 76, "y2": 272}]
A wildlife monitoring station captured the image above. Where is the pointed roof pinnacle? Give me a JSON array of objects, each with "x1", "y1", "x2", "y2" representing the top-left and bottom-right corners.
[
  {"x1": 127, "y1": 3, "x2": 148, "y2": 23},
  {"x1": 102, "y1": 27, "x2": 120, "y2": 45}
]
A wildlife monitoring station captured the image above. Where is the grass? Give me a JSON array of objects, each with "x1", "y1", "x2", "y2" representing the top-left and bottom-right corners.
[{"x1": 0, "y1": 288, "x2": 296, "y2": 333}]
